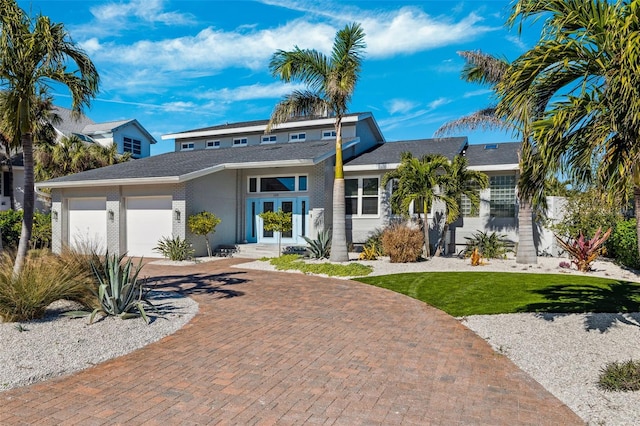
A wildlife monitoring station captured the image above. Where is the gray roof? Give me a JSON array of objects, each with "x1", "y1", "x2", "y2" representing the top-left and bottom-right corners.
[
  {"x1": 464, "y1": 142, "x2": 520, "y2": 167},
  {"x1": 52, "y1": 106, "x2": 95, "y2": 135},
  {"x1": 345, "y1": 137, "x2": 468, "y2": 166},
  {"x1": 40, "y1": 139, "x2": 350, "y2": 186}
]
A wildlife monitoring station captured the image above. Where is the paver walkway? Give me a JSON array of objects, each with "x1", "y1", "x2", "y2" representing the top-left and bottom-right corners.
[{"x1": 0, "y1": 259, "x2": 582, "y2": 425}]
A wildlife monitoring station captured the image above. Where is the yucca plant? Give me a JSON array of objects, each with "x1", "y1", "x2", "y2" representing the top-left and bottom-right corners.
[
  {"x1": 303, "y1": 229, "x2": 331, "y2": 259},
  {"x1": 153, "y1": 235, "x2": 194, "y2": 261},
  {"x1": 84, "y1": 253, "x2": 152, "y2": 323},
  {"x1": 555, "y1": 227, "x2": 612, "y2": 272}
]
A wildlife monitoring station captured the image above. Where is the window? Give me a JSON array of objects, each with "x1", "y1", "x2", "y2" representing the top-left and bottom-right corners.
[
  {"x1": 322, "y1": 129, "x2": 337, "y2": 139},
  {"x1": 233, "y1": 137, "x2": 248, "y2": 146},
  {"x1": 123, "y1": 137, "x2": 142, "y2": 156},
  {"x1": 181, "y1": 142, "x2": 194, "y2": 151},
  {"x1": 345, "y1": 177, "x2": 379, "y2": 216},
  {"x1": 248, "y1": 175, "x2": 308, "y2": 193},
  {"x1": 261, "y1": 135, "x2": 277, "y2": 144},
  {"x1": 461, "y1": 183, "x2": 481, "y2": 217},
  {"x1": 289, "y1": 132, "x2": 306, "y2": 142},
  {"x1": 490, "y1": 175, "x2": 516, "y2": 217},
  {"x1": 206, "y1": 140, "x2": 220, "y2": 149}
]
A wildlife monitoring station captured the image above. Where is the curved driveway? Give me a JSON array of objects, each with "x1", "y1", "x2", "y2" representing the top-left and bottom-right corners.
[{"x1": 0, "y1": 259, "x2": 581, "y2": 425}]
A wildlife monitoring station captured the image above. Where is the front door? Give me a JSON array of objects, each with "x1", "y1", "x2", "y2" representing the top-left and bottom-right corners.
[{"x1": 246, "y1": 197, "x2": 308, "y2": 244}]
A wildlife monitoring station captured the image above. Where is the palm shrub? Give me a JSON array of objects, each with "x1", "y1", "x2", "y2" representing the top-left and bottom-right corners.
[
  {"x1": 86, "y1": 252, "x2": 152, "y2": 323},
  {"x1": 303, "y1": 229, "x2": 331, "y2": 259},
  {"x1": 609, "y1": 219, "x2": 640, "y2": 269},
  {"x1": 555, "y1": 227, "x2": 612, "y2": 272},
  {"x1": 154, "y1": 236, "x2": 194, "y2": 261},
  {"x1": 0, "y1": 252, "x2": 94, "y2": 322},
  {"x1": 464, "y1": 231, "x2": 512, "y2": 259},
  {"x1": 381, "y1": 223, "x2": 424, "y2": 263}
]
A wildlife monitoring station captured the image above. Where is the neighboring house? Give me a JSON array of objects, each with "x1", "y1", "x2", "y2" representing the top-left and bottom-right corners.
[
  {"x1": 37, "y1": 112, "x2": 541, "y2": 258},
  {"x1": 0, "y1": 106, "x2": 157, "y2": 212}
]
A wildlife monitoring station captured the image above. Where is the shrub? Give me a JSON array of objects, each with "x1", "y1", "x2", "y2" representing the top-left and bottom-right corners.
[
  {"x1": 0, "y1": 210, "x2": 22, "y2": 248},
  {"x1": 0, "y1": 252, "x2": 94, "y2": 322},
  {"x1": 187, "y1": 211, "x2": 221, "y2": 257},
  {"x1": 303, "y1": 229, "x2": 331, "y2": 259},
  {"x1": 609, "y1": 219, "x2": 640, "y2": 269},
  {"x1": 259, "y1": 209, "x2": 292, "y2": 256},
  {"x1": 598, "y1": 360, "x2": 640, "y2": 392},
  {"x1": 555, "y1": 227, "x2": 611, "y2": 272},
  {"x1": 358, "y1": 244, "x2": 381, "y2": 261},
  {"x1": 154, "y1": 235, "x2": 194, "y2": 261},
  {"x1": 84, "y1": 252, "x2": 152, "y2": 323},
  {"x1": 31, "y1": 212, "x2": 52, "y2": 249},
  {"x1": 268, "y1": 254, "x2": 372, "y2": 277},
  {"x1": 464, "y1": 231, "x2": 512, "y2": 259},
  {"x1": 381, "y1": 223, "x2": 423, "y2": 263}
]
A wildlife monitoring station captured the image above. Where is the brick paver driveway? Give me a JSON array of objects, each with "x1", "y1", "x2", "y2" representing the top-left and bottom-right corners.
[{"x1": 0, "y1": 258, "x2": 582, "y2": 425}]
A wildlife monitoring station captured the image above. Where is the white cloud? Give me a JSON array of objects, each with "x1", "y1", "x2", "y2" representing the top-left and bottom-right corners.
[
  {"x1": 506, "y1": 35, "x2": 528, "y2": 51},
  {"x1": 428, "y1": 97, "x2": 452, "y2": 110},
  {"x1": 197, "y1": 82, "x2": 306, "y2": 102},
  {"x1": 90, "y1": 0, "x2": 194, "y2": 26},
  {"x1": 463, "y1": 89, "x2": 492, "y2": 98},
  {"x1": 385, "y1": 99, "x2": 419, "y2": 115}
]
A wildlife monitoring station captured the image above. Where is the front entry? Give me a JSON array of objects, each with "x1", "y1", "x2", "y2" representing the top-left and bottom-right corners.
[{"x1": 246, "y1": 197, "x2": 309, "y2": 244}]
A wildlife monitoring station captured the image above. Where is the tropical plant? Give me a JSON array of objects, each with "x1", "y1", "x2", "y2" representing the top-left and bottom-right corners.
[
  {"x1": 267, "y1": 23, "x2": 366, "y2": 262},
  {"x1": 358, "y1": 243, "x2": 381, "y2": 261},
  {"x1": 464, "y1": 230, "x2": 512, "y2": 259},
  {"x1": 598, "y1": 360, "x2": 640, "y2": 392},
  {"x1": 610, "y1": 219, "x2": 640, "y2": 270},
  {"x1": 258, "y1": 208, "x2": 292, "y2": 256},
  {"x1": 501, "y1": 0, "x2": 640, "y2": 260},
  {"x1": 31, "y1": 211, "x2": 51, "y2": 249},
  {"x1": 0, "y1": 0, "x2": 99, "y2": 276},
  {"x1": 435, "y1": 155, "x2": 489, "y2": 256},
  {"x1": 187, "y1": 211, "x2": 222, "y2": 257},
  {"x1": 382, "y1": 152, "x2": 452, "y2": 257},
  {"x1": 555, "y1": 227, "x2": 612, "y2": 273},
  {"x1": 435, "y1": 50, "x2": 547, "y2": 265},
  {"x1": 303, "y1": 229, "x2": 331, "y2": 259},
  {"x1": 84, "y1": 252, "x2": 151, "y2": 323},
  {"x1": 153, "y1": 235, "x2": 194, "y2": 261},
  {"x1": 380, "y1": 223, "x2": 424, "y2": 263}
]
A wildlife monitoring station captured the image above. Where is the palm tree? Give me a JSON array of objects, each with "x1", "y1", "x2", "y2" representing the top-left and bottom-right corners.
[
  {"x1": 382, "y1": 152, "x2": 453, "y2": 258},
  {"x1": 501, "y1": 0, "x2": 640, "y2": 257},
  {"x1": 435, "y1": 155, "x2": 489, "y2": 256},
  {"x1": 0, "y1": 0, "x2": 99, "y2": 275},
  {"x1": 267, "y1": 23, "x2": 365, "y2": 262},
  {"x1": 436, "y1": 50, "x2": 545, "y2": 264}
]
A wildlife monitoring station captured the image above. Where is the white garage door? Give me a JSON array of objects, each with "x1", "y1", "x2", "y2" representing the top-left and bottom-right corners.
[
  {"x1": 68, "y1": 198, "x2": 107, "y2": 254},
  {"x1": 126, "y1": 196, "x2": 173, "y2": 257}
]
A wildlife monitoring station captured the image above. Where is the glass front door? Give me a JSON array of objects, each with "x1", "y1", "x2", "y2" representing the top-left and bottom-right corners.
[{"x1": 246, "y1": 197, "x2": 308, "y2": 244}]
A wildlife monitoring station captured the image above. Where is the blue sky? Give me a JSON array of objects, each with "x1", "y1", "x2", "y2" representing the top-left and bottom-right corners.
[{"x1": 18, "y1": 0, "x2": 542, "y2": 155}]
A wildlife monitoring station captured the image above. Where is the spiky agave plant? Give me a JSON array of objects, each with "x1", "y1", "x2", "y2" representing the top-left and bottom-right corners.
[{"x1": 303, "y1": 229, "x2": 332, "y2": 259}]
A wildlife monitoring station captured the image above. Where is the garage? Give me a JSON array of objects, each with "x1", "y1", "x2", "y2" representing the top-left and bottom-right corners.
[
  {"x1": 68, "y1": 198, "x2": 107, "y2": 253},
  {"x1": 126, "y1": 196, "x2": 173, "y2": 257}
]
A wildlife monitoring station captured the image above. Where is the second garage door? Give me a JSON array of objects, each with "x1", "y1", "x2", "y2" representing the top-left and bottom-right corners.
[
  {"x1": 126, "y1": 196, "x2": 173, "y2": 257},
  {"x1": 68, "y1": 198, "x2": 107, "y2": 254}
]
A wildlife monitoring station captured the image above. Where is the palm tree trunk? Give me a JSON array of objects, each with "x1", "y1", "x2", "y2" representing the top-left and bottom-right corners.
[
  {"x1": 516, "y1": 197, "x2": 537, "y2": 264},
  {"x1": 421, "y1": 200, "x2": 431, "y2": 258},
  {"x1": 435, "y1": 222, "x2": 449, "y2": 256},
  {"x1": 635, "y1": 186, "x2": 640, "y2": 260},
  {"x1": 4, "y1": 146, "x2": 14, "y2": 210},
  {"x1": 13, "y1": 133, "x2": 34, "y2": 277},
  {"x1": 330, "y1": 119, "x2": 349, "y2": 262}
]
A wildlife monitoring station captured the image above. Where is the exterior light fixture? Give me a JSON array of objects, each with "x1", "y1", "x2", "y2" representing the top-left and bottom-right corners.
[
  {"x1": 108, "y1": 209, "x2": 115, "y2": 222},
  {"x1": 174, "y1": 209, "x2": 181, "y2": 222},
  {"x1": 52, "y1": 210, "x2": 58, "y2": 221}
]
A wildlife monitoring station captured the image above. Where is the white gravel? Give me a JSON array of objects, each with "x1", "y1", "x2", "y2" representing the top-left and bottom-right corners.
[
  {"x1": 237, "y1": 255, "x2": 640, "y2": 425},
  {"x1": 0, "y1": 291, "x2": 198, "y2": 392}
]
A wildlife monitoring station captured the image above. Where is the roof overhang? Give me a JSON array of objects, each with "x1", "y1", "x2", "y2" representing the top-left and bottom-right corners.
[
  {"x1": 344, "y1": 162, "x2": 519, "y2": 173},
  {"x1": 469, "y1": 164, "x2": 519, "y2": 172}
]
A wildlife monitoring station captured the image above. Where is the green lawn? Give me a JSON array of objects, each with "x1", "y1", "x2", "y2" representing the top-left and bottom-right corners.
[{"x1": 354, "y1": 272, "x2": 640, "y2": 317}]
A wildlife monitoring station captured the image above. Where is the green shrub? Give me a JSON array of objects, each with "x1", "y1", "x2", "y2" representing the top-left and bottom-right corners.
[
  {"x1": 0, "y1": 252, "x2": 95, "y2": 322},
  {"x1": 610, "y1": 219, "x2": 640, "y2": 269},
  {"x1": 598, "y1": 360, "x2": 640, "y2": 392},
  {"x1": 381, "y1": 223, "x2": 423, "y2": 263},
  {"x1": 31, "y1": 212, "x2": 52, "y2": 249},
  {"x1": 154, "y1": 235, "x2": 194, "y2": 261},
  {"x1": 268, "y1": 254, "x2": 372, "y2": 277},
  {"x1": 464, "y1": 231, "x2": 512, "y2": 259},
  {"x1": 303, "y1": 229, "x2": 331, "y2": 259},
  {"x1": 0, "y1": 210, "x2": 22, "y2": 248}
]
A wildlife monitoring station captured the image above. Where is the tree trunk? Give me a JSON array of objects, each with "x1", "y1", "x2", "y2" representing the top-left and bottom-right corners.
[
  {"x1": 5, "y1": 146, "x2": 14, "y2": 210},
  {"x1": 435, "y1": 222, "x2": 449, "y2": 257},
  {"x1": 635, "y1": 186, "x2": 640, "y2": 260},
  {"x1": 13, "y1": 133, "x2": 34, "y2": 277},
  {"x1": 330, "y1": 119, "x2": 349, "y2": 262},
  {"x1": 421, "y1": 203, "x2": 431, "y2": 258},
  {"x1": 516, "y1": 197, "x2": 537, "y2": 264}
]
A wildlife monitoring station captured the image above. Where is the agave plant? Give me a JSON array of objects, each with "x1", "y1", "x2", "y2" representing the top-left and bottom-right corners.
[
  {"x1": 75, "y1": 252, "x2": 153, "y2": 323},
  {"x1": 303, "y1": 229, "x2": 331, "y2": 259}
]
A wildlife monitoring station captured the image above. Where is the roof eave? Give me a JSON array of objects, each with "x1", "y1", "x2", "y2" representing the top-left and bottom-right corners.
[{"x1": 36, "y1": 176, "x2": 182, "y2": 189}]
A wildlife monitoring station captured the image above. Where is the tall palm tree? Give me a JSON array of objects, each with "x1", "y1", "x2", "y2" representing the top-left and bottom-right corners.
[
  {"x1": 501, "y1": 0, "x2": 640, "y2": 257},
  {"x1": 435, "y1": 155, "x2": 489, "y2": 256},
  {"x1": 267, "y1": 23, "x2": 366, "y2": 262},
  {"x1": 0, "y1": 0, "x2": 99, "y2": 275},
  {"x1": 382, "y1": 152, "x2": 453, "y2": 258},
  {"x1": 436, "y1": 50, "x2": 545, "y2": 264}
]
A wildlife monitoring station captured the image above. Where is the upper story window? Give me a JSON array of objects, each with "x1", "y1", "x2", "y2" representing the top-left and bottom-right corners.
[
  {"x1": 345, "y1": 177, "x2": 379, "y2": 216},
  {"x1": 233, "y1": 137, "x2": 248, "y2": 146},
  {"x1": 289, "y1": 132, "x2": 306, "y2": 142},
  {"x1": 490, "y1": 175, "x2": 516, "y2": 217},
  {"x1": 181, "y1": 142, "x2": 195, "y2": 151},
  {"x1": 206, "y1": 140, "x2": 220, "y2": 149},
  {"x1": 123, "y1": 137, "x2": 142, "y2": 156},
  {"x1": 261, "y1": 135, "x2": 277, "y2": 144},
  {"x1": 322, "y1": 129, "x2": 337, "y2": 139}
]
